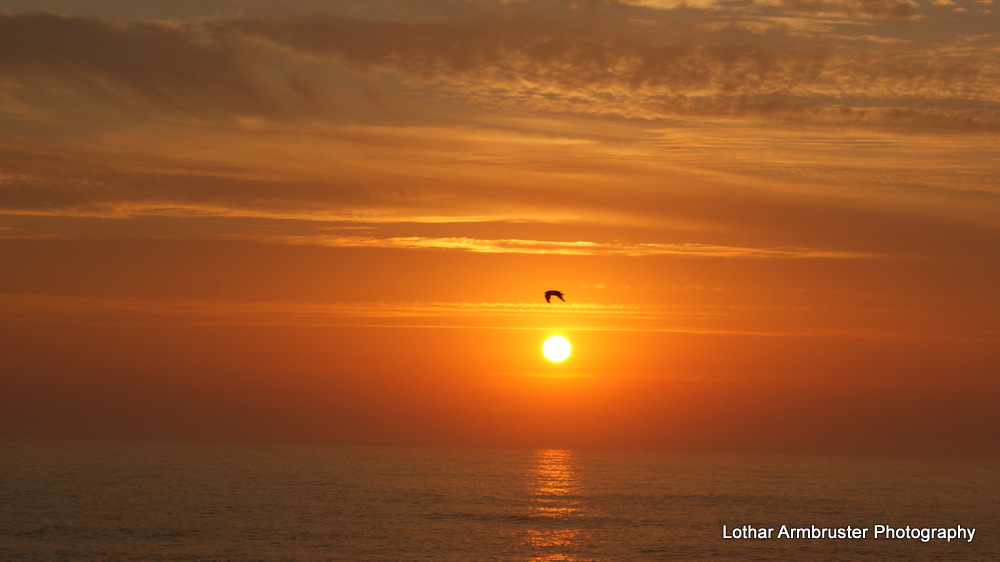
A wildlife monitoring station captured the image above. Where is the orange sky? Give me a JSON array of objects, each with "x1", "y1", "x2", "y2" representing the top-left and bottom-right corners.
[{"x1": 1, "y1": 0, "x2": 998, "y2": 456}]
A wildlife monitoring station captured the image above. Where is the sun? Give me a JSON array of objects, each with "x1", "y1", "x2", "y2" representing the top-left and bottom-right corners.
[{"x1": 542, "y1": 336, "x2": 572, "y2": 362}]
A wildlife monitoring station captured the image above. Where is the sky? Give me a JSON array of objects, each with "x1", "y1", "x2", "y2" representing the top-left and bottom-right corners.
[{"x1": 1, "y1": 0, "x2": 998, "y2": 456}]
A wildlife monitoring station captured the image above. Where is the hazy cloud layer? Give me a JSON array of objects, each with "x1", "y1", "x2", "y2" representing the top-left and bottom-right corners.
[
  {"x1": 214, "y1": 8, "x2": 1000, "y2": 130},
  {"x1": 1, "y1": 5, "x2": 998, "y2": 129},
  {"x1": 0, "y1": 11, "x2": 315, "y2": 119},
  {"x1": 1, "y1": 293, "x2": 968, "y2": 340},
  {"x1": 1, "y1": 3, "x2": 997, "y2": 262}
]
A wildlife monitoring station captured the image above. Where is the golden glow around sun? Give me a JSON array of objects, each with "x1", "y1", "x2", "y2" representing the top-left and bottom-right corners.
[{"x1": 543, "y1": 336, "x2": 572, "y2": 362}]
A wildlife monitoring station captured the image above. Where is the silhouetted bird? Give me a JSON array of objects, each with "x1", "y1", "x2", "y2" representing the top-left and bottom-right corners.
[{"x1": 545, "y1": 290, "x2": 565, "y2": 303}]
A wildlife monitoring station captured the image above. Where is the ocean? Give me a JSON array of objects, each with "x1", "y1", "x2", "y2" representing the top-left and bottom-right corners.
[{"x1": 2, "y1": 440, "x2": 996, "y2": 560}]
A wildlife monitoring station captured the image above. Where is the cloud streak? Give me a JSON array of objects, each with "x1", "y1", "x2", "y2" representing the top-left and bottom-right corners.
[
  {"x1": 237, "y1": 233, "x2": 877, "y2": 258},
  {"x1": 5, "y1": 293, "x2": 991, "y2": 341}
]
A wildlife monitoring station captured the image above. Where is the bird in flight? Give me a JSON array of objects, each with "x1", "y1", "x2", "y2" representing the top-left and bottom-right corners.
[{"x1": 545, "y1": 290, "x2": 565, "y2": 303}]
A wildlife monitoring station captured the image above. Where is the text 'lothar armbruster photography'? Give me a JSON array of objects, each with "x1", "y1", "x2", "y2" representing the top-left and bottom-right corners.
[{"x1": 722, "y1": 524, "x2": 975, "y2": 543}]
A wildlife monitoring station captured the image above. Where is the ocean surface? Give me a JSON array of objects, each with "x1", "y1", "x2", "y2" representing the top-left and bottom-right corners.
[{"x1": 2, "y1": 440, "x2": 997, "y2": 560}]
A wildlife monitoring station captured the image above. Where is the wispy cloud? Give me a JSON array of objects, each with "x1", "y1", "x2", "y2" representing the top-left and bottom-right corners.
[
  {"x1": 0, "y1": 292, "x2": 720, "y2": 326},
  {"x1": 577, "y1": 0, "x2": 918, "y2": 18},
  {"x1": 237, "y1": 233, "x2": 878, "y2": 258},
  {"x1": 5, "y1": 293, "x2": 992, "y2": 341},
  {"x1": 2, "y1": 5, "x2": 998, "y2": 131},
  {"x1": 213, "y1": 7, "x2": 999, "y2": 130}
]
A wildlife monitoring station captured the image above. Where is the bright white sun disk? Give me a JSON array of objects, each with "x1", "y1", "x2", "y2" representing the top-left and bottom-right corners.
[{"x1": 543, "y1": 336, "x2": 571, "y2": 362}]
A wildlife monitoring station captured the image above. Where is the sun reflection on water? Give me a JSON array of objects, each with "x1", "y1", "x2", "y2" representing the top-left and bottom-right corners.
[{"x1": 520, "y1": 449, "x2": 589, "y2": 561}]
